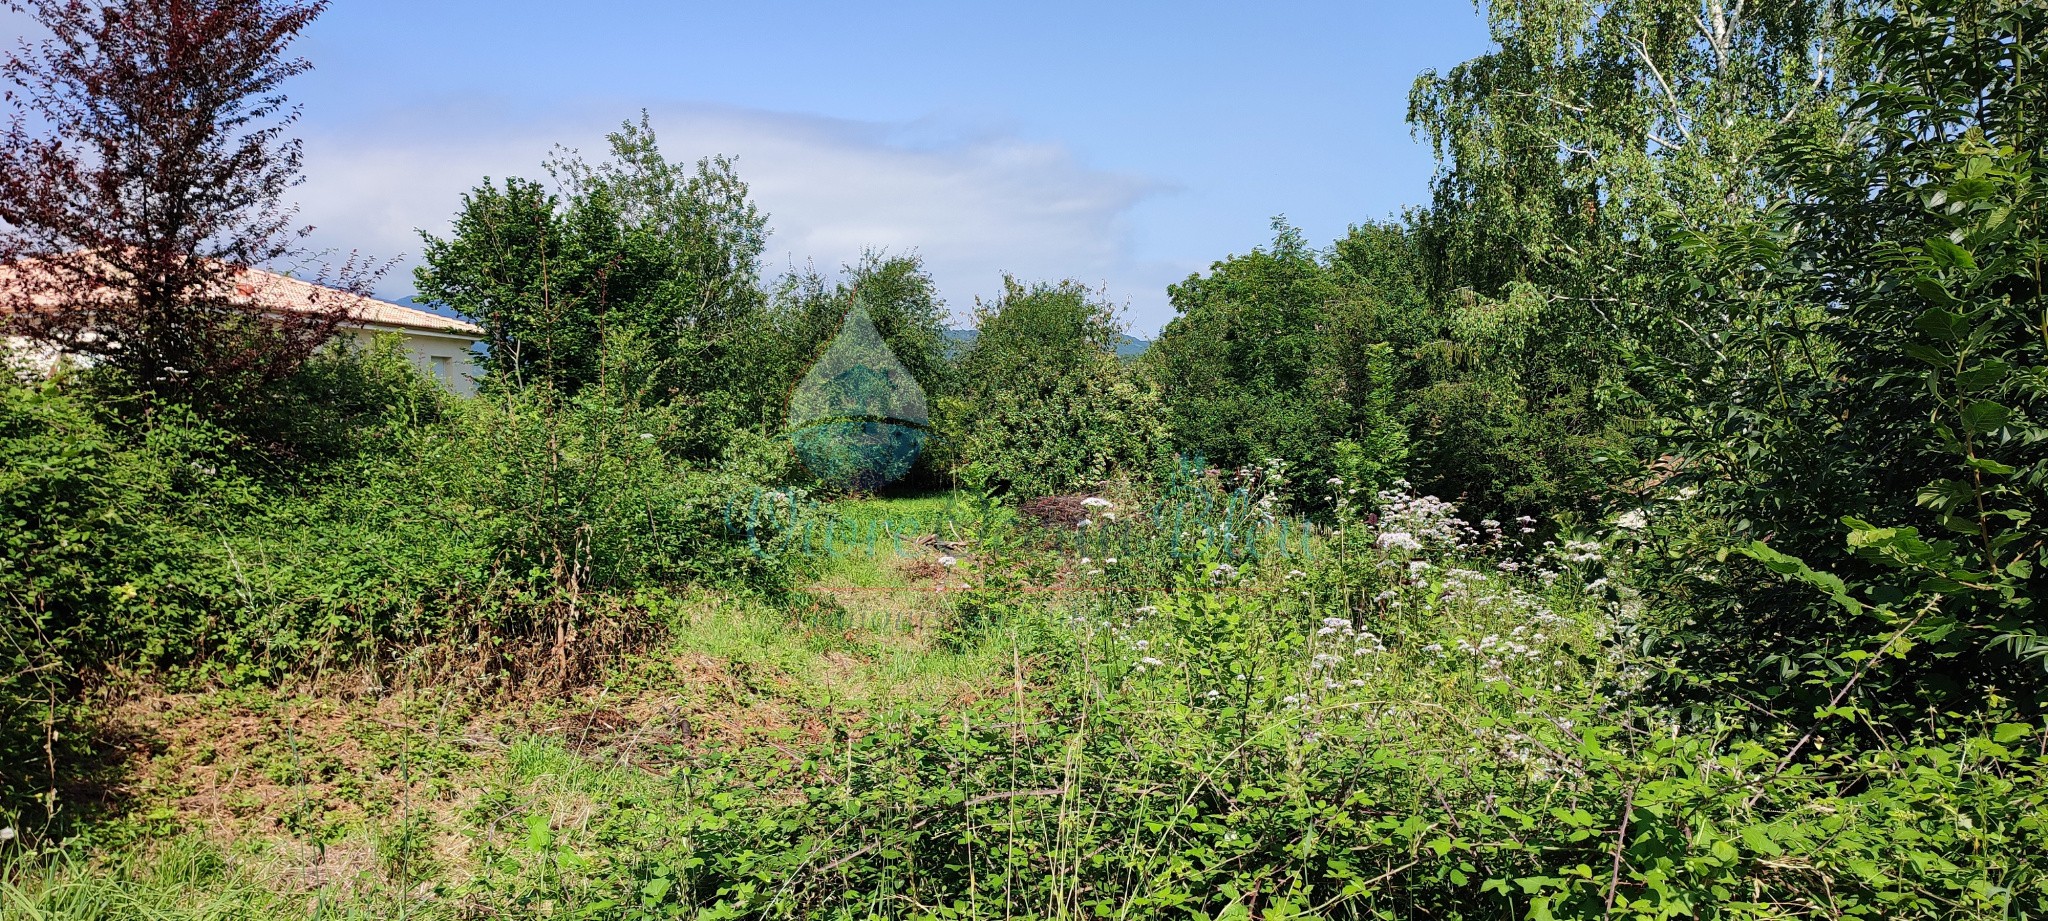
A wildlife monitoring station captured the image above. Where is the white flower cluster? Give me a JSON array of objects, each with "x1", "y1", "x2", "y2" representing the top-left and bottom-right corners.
[
  {"x1": 1296, "y1": 616, "x2": 1389, "y2": 697},
  {"x1": 1556, "y1": 540, "x2": 1604, "y2": 565},
  {"x1": 1376, "y1": 531, "x2": 1424, "y2": 552}
]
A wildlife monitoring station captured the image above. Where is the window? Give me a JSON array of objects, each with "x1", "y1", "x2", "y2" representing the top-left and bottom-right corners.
[{"x1": 429, "y1": 355, "x2": 453, "y2": 385}]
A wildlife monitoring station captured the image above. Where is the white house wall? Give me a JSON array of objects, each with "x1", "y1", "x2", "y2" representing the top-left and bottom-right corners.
[
  {"x1": 348, "y1": 328, "x2": 483, "y2": 396},
  {"x1": 6, "y1": 329, "x2": 482, "y2": 396}
]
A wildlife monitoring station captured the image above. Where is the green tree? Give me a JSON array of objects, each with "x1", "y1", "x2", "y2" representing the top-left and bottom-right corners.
[
  {"x1": 1403, "y1": 0, "x2": 1854, "y2": 520},
  {"x1": 1651, "y1": 0, "x2": 2047, "y2": 715},
  {"x1": 951, "y1": 278, "x2": 1167, "y2": 496},
  {"x1": 414, "y1": 115, "x2": 773, "y2": 458},
  {"x1": 413, "y1": 178, "x2": 584, "y2": 388},
  {"x1": 1145, "y1": 220, "x2": 1424, "y2": 498},
  {"x1": 761, "y1": 252, "x2": 953, "y2": 489},
  {"x1": 766, "y1": 251, "x2": 952, "y2": 424}
]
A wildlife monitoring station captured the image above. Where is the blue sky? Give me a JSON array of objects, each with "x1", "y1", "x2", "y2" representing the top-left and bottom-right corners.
[{"x1": 8, "y1": 2, "x2": 1495, "y2": 334}]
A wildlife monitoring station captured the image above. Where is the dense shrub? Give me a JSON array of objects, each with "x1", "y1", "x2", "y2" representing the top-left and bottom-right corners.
[
  {"x1": 946, "y1": 277, "x2": 1170, "y2": 496},
  {"x1": 414, "y1": 116, "x2": 780, "y2": 461},
  {"x1": 1146, "y1": 221, "x2": 1424, "y2": 501},
  {"x1": 0, "y1": 379, "x2": 233, "y2": 807},
  {"x1": 207, "y1": 383, "x2": 781, "y2": 681},
  {"x1": 1611, "y1": 0, "x2": 2048, "y2": 720},
  {"x1": 447, "y1": 489, "x2": 2048, "y2": 920},
  {"x1": 0, "y1": 339, "x2": 781, "y2": 814}
]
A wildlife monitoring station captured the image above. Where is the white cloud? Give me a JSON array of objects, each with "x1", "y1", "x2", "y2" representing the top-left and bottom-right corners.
[{"x1": 293, "y1": 102, "x2": 1179, "y2": 329}]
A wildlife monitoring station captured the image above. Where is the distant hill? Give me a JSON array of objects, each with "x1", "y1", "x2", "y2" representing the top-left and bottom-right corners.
[
  {"x1": 942, "y1": 328, "x2": 1150, "y2": 360},
  {"x1": 392, "y1": 295, "x2": 468, "y2": 323}
]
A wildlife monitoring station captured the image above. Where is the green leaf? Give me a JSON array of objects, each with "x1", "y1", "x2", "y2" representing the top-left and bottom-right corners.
[
  {"x1": 524, "y1": 814, "x2": 553, "y2": 850},
  {"x1": 1738, "y1": 542, "x2": 1865, "y2": 616},
  {"x1": 1965, "y1": 456, "x2": 2017, "y2": 475},
  {"x1": 1961, "y1": 401, "x2": 2010, "y2": 434},
  {"x1": 1902, "y1": 342, "x2": 1950, "y2": 366},
  {"x1": 1912, "y1": 307, "x2": 1968, "y2": 341},
  {"x1": 1924, "y1": 235, "x2": 1977, "y2": 270},
  {"x1": 1946, "y1": 176, "x2": 1997, "y2": 204},
  {"x1": 1912, "y1": 278, "x2": 1957, "y2": 308},
  {"x1": 1956, "y1": 360, "x2": 2010, "y2": 392}
]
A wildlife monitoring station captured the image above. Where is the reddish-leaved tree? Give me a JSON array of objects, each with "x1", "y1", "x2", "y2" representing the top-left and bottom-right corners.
[{"x1": 0, "y1": 0, "x2": 369, "y2": 405}]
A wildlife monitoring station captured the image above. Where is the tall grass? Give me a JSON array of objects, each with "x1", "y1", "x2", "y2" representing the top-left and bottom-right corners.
[
  {"x1": 1, "y1": 839, "x2": 293, "y2": 921},
  {"x1": 18, "y1": 484, "x2": 2047, "y2": 919}
]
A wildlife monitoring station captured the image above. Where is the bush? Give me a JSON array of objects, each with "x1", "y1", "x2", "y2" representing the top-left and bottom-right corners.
[
  {"x1": 444, "y1": 489, "x2": 2048, "y2": 920},
  {"x1": 946, "y1": 277, "x2": 1170, "y2": 496},
  {"x1": 0, "y1": 340, "x2": 783, "y2": 817},
  {"x1": 0, "y1": 370, "x2": 287, "y2": 810},
  {"x1": 1146, "y1": 221, "x2": 1428, "y2": 500}
]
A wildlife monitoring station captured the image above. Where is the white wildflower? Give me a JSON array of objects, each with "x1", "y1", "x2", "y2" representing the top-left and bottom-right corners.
[{"x1": 1377, "y1": 532, "x2": 1424, "y2": 552}]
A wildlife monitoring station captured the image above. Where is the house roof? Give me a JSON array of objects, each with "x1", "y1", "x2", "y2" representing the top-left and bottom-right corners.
[
  {"x1": 227, "y1": 267, "x2": 483, "y2": 337},
  {"x1": 0, "y1": 254, "x2": 483, "y2": 339}
]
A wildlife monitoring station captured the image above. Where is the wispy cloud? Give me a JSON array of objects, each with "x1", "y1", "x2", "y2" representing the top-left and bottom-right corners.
[{"x1": 293, "y1": 102, "x2": 1181, "y2": 329}]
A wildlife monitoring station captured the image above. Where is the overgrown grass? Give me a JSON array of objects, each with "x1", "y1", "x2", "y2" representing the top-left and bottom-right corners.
[
  {"x1": 9, "y1": 487, "x2": 2044, "y2": 919},
  {"x1": 0, "y1": 839, "x2": 293, "y2": 921}
]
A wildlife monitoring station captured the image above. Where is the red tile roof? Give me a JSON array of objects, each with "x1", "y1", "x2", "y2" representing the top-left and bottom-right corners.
[
  {"x1": 227, "y1": 266, "x2": 482, "y2": 336},
  {"x1": 0, "y1": 254, "x2": 481, "y2": 337}
]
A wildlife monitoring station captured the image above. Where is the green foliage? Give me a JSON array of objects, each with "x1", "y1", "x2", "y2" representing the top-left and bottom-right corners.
[
  {"x1": 770, "y1": 253, "x2": 952, "y2": 491},
  {"x1": 0, "y1": 837, "x2": 296, "y2": 920},
  {"x1": 1147, "y1": 220, "x2": 1425, "y2": 499},
  {"x1": 413, "y1": 175, "x2": 578, "y2": 385},
  {"x1": 1400, "y1": 0, "x2": 1852, "y2": 523},
  {"x1": 948, "y1": 277, "x2": 1169, "y2": 496},
  {"x1": 234, "y1": 492, "x2": 2042, "y2": 920},
  {"x1": 0, "y1": 381, "x2": 227, "y2": 810},
  {"x1": 0, "y1": 339, "x2": 780, "y2": 816},
  {"x1": 767, "y1": 251, "x2": 953, "y2": 418},
  {"x1": 414, "y1": 115, "x2": 776, "y2": 459},
  {"x1": 1632, "y1": 0, "x2": 2047, "y2": 717},
  {"x1": 11, "y1": 5, "x2": 2048, "y2": 916}
]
